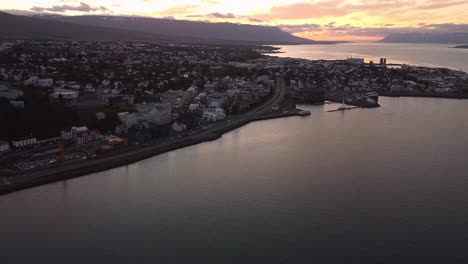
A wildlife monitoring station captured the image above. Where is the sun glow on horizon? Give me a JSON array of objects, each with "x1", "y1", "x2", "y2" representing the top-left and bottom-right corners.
[{"x1": 2, "y1": 0, "x2": 468, "y2": 41}]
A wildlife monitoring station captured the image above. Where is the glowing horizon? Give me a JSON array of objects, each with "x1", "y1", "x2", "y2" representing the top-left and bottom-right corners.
[{"x1": 2, "y1": 0, "x2": 468, "y2": 42}]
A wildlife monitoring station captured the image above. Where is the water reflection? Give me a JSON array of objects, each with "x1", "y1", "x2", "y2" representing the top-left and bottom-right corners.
[
  {"x1": 1, "y1": 97, "x2": 468, "y2": 263},
  {"x1": 275, "y1": 43, "x2": 468, "y2": 72}
]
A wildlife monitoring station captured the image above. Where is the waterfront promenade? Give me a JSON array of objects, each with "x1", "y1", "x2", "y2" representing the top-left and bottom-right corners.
[{"x1": 0, "y1": 77, "x2": 289, "y2": 196}]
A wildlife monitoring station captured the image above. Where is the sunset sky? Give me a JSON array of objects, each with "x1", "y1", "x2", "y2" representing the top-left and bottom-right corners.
[{"x1": 2, "y1": 0, "x2": 468, "y2": 41}]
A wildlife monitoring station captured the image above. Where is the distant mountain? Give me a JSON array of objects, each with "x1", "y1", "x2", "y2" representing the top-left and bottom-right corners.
[
  {"x1": 34, "y1": 14, "x2": 316, "y2": 44},
  {"x1": 381, "y1": 32, "x2": 468, "y2": 44},
  {"x1": 0, "y1": 11, "x2": 169, "y2": 42}
]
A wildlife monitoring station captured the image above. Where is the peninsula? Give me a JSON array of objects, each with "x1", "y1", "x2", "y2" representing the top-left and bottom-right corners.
[{"x1": 1, "y1": 41, "x2": 468, "y2": 195}]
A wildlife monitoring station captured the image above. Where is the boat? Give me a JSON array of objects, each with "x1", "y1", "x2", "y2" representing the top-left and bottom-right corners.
[
  {"x1": 365, "y1": 92, "x2": 379, "y2": 103},
  {"x1": 327, "y1": 106, "x2": 357, "y2": 112}
]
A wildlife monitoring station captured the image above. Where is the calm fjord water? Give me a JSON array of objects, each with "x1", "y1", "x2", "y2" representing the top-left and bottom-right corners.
[
  {"x1": 2, "y1": 44, "x2": 468, "y2": 263},
  {"x1": 275, "y1": 43, "x2": 468, "y2": 72},
  {"x1": 2, "y1": 98, "x2": 468, "y2": 263}
]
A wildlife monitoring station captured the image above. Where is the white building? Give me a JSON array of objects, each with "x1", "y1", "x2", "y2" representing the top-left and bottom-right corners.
[
  {"x1": 68, "y1": 84, "x2": 81, "y2": 90},
  {"x1": 96, "y1": 112, "x2": 106, "y2": 120},
  {"x1": 118, "y1": 103, "x2": 172, "y2": 128},
  {"x1": 75, "y1": 130, "x2": 100, "y2": 145},
  {"x1": 24, "y1": 76, "x2": 38, "y2": 86},
  {"x1": 61, "y1": 129, "x2": 73, "y2": 140},
  {"x1": 0, "y1": 141, "x2": 10, "y2": 153},
  {"x1": 118, "y1": 112, "x2": 138, "y2": 128},
  {"x1": 184, "y1": 86, "x2": 198, "y2": 102},
  {"x1": 61, "y1": 126, "x2": 100, "y2": 144},
  {"x1": 189, "y1": 103, "x2": 200, "y2": 111},
  {"x1": 207, "y1": 93, "x2": 226, "y2": 108},
  {"x1": 37, "y1": 78, "x2": 54, "y2": 88},
  {"x1": 24, "y1": 77, "x2": 54, "y2": 87},
  {"x1": 102, "y1": 79, "x2": 111, "y2": 87},
  {"x1": 72, "y1": 126, "x2": 88, "y2": 133},
  {"x1": 172, "y1": 122, "x2": 187, "y2": 132},
  {"x1": 50, "y1": 89, "x2": 79, "y2": 101},
  {"x1": 12, "y1": 137, "x2": 37, "y2": 148},
  {"x1": 111, "y1": 88, "x2": 121, "y2": 95},
  {"x1": 203, "y1": 108, "x2": 226, "y2": 122}
]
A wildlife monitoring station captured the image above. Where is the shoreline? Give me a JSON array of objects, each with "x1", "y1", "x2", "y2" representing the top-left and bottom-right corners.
[
  {"x1": 2, "y1": 48, "x2": 468, "y2": 196},
  {"x1": 2, "y1": 91, "x2": 466, "y2": 196},
  {"x1": 378, "y1": 91, "x2": 468, "y2": 99},
  {"x1": 0, "y1": 109, "x2": 307, "y2": 196}
]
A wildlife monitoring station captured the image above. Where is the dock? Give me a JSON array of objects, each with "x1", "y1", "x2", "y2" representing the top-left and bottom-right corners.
[{"x1": 327, "y1": 106, "x2": 359, "y2": 112}]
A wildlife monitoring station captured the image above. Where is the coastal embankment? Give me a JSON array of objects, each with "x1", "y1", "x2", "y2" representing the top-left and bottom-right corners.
[
  {"x1": 252, "y1": 108, "x2": 310, "y2": 121},
  {"x1": 0, "y1": 76, "x2": 297, "y2": 196},
  {"x1": 0, "y1": 108, "x2": 307, "y2": 196}
]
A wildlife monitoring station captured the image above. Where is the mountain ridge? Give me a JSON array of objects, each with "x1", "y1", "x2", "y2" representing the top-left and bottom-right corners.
[
  {"x1": 33, "y1": 14, "x2": 316, "y2": 44},
  {"x1": 0, "y1": 11, "x2": 325, "y2": 45},
  {"x1": 0, "y1": 11, "x2": 171, "y2": 42}
]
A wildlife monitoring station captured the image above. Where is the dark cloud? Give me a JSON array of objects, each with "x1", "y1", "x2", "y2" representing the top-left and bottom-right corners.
[
  {"x1": 184, "y1": 13, "x2": 262, "y2": 23},
  {"x1": 324, "y1": 22, "x2": 336, "y2": 28},
  {"x1": 279, "y1": 23, "x2": 322, "y2": 33},
  {"x1": 207, "y1": 12, "x2": 237, "y2": 19},
  {"x1": 31, "y1": 2, "x2": 108, "y2": 13},
  {"x1": 421, "y1": 23, "x2": 468, "y2": 32},
  {"x1": 248, "y1": 18, "x2": 263, "y2": 23}
]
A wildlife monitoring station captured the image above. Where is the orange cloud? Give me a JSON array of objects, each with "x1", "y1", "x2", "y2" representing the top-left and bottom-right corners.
[
  {"x1": 6, "y1": 0, "x2": 468, "y2": 41},
  {"x1": 255, "y1": 0, "x2": 468, "y2": 21},
  {"x1": 256, "y1": 0, "x2": 351, "y2": 20},
  {"x1": 158, "y1": 5, "x2": 200, "y2": 16}
]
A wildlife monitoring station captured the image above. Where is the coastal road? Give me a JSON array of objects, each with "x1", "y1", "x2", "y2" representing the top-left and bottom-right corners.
[
  {"x1": 237, "y1": 74, "x2": 287, "y2": 120},
  {"x1": 252, "y1": 75, "x2": 287, "y2": 116},
  {"x1": 170, "y1": 74, "x2": 286, "y2": 144},
  {"x1": 0, "y1": 77, "x2": 286, "y2": 195}
]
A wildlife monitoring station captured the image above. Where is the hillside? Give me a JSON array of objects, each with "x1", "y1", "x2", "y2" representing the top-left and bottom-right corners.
[
  {"x1": 35, "y1": 15, "x2": 315, "y2": 44},
  {"x1": 381, "y1": 32, "x2": 468, "y2": 44},
  {"x1": 0, "y1": 11, "x2": 170, "y2": 42}
]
